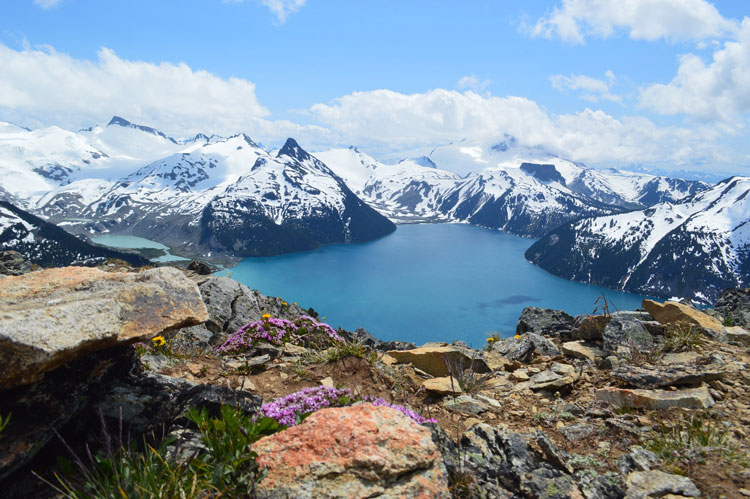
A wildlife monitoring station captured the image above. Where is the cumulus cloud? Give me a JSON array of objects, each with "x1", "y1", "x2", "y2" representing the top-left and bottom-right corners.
[
  {"x1": 0, "y1": 43, "x2": 274, "y2": 137},
  {"x1": 309, "y1": 88, "x2": 724, "y2": 169},
  {"x1": 639, "y1": 18, "x2": 750, "y2": 121},
  {"x1": 33, "y1": 0, "x2": 61, "y2": 9},
  {"x1": 457, "y1": 75, "x2": 490, "y2": 92},
  {"x1": 529, "y1": 0, "x2": 738, "y2": 44},
  {"x1": 550, "y1": 70, "x2": 621, "y2": 102}
]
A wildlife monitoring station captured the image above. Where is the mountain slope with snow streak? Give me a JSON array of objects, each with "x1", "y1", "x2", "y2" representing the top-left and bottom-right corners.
[
  {"x1": 0, "y1": 200, "x2": 148, "y2": 268},
  {"x1": 525, "y1": 177, "x2": 750, "y2": 303}
]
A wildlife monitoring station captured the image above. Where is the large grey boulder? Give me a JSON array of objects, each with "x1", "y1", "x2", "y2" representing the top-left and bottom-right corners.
[
  {"x1": 602, "y1": 311, "x2": 654, "y2": 355},
  {"x1": 0, "y1": 266, "x2": 208, "y2": 389},
  {"x1": 516, "y1": 307, "x2": 575, "y2": 337},
  {"x1": 493, "y1": 332, "x2": 560, "y2": 362},
  {"x1": 176, "y1": 276, "x2": 307, "y2": 347},
  {"x1": 456, "y1": 423, "x2": 583, "y2": 498}
]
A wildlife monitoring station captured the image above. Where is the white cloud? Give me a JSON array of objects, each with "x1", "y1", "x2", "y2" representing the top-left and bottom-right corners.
[
  {"x1": 639, "y1": 18, "x2": 750, "y2": 121},
  {"x1": 0, "y1": 43, "x2": 272, "y2": 137},
  {"x1": 224, "y1": 0, "x2": 306, "y2": 23},
  {"x1": 33, "y1": 0, "x2": 61, "y2": 9},
  {"x1": 530, "y1": 0, "x2": 738, "y2": 44},
  {"x1": 549, "y1": 70, "x2": 621, "y2": 102},
  {"x1": 261, "y1": 0, "x2": 306, "y2": 23},
  {"x1": 309, "y1": 88, "x2": 725, "y2": 169},
  {"x1": 457, "y1": 75, "x2": 490, "y2": 92}
]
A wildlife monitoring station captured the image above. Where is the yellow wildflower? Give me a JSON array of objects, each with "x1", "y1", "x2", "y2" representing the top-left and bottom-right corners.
[
  {"x1": 281, "y1": 301, "x2": 288, "y2": 306},
  {"x1": 262, "y1": 313, "x2": 272, "y2": 319},
  {"x1": 152, "y1": 335, "x2": 166, "y2": 347},
  {"x1": 486, "y1": 337, "x2": 496, "y2": 342},
  {"x1": 514, "y1": 334, "x2": 521, "y2": 339}
]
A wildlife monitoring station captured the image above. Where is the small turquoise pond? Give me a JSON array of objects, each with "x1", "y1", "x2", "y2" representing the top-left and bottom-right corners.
[
  {"x1": 91, "y1": 234, "x2": 188, "y2": 262},
  {"x1": 222, "y1": 223, "x2": 649, "y2": 348}
]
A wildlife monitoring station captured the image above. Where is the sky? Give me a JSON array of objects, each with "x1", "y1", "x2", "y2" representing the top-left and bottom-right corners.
[{"x1": 1, "y1": 0, "x2": 750, "y2": 177}]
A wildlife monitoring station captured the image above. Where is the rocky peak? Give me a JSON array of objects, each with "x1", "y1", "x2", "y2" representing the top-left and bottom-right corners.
[{"x1": 276, "y1": 137, "x2": 311, "y2": 162}]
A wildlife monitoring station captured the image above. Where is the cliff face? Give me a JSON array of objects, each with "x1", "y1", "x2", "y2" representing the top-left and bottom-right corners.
[{"x1": 1, "y1": 264, "x2": 749, "y2": 498}]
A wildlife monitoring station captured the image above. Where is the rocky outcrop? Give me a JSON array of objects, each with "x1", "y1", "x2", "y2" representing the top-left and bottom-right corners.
[
  {"x1": 516, "y1": 307, "x2": 575, "y2": 337},
  {"x1": 0, "y1": 266, "x2": 207, "y2": 389},
  {"x1": 343, "y1": 327, "x2": 416, "y2": 351},
  {"x1": 252, "y1": 404, "x2": 450, "y2": 498},
  {"x1": 714, "y1": 288, "x2": 750, "y2": 328},
  {"x1": 453, "y1": 424, "x2": 584, "y2": 498},
  {"x1": 0, "y1": 250, "x2": 32, "y2": 276},
  {"x1": 175, "y1": 276, "x2": 306, "y2": 347}
]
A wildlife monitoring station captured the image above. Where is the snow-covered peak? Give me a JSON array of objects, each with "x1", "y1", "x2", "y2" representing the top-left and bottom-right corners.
[{"x1": 106, "y1": 116, "x2": 178, "y2": 144}]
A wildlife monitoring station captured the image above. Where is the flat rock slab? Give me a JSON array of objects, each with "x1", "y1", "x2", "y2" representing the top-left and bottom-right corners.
[
  {"x1": 422, "y1": 376, "x2": 462, "y2": 395},
  {"x1": 561, "y1": 340, "x2": 604, "y2": 361},
  {"x1": 625, "y1": 470, "x2": 701, "y2": 498},
  {"x1": 387, "y1": 345, "x2": 490, "y2": 378},
  {"x1": 252, "y1": 404, "x2": 450, "y2": 498},
  {"x1": 596, "y1": 385, "x2": 714, "y2": 410},
  {"x1": 612, "y1": 364, "x2": 725, "y2": 388},
  {"x1": 0, "y1": 266, "x2": 208, "y2": 389},
  {"x1": 643, "y1": 299, "x2": 724, "y2": 334},
  {"x1": 726, "y1": 326, "x2": 750, "y2": 346}
]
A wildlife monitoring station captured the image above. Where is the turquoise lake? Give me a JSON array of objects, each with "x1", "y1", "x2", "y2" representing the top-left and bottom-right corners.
[
  {"x1": 91, "y1": 234, "x2": 188, "y2": 262},
  {"x1": 223, "y1": 223, "x2": 649, "y2": 348}
]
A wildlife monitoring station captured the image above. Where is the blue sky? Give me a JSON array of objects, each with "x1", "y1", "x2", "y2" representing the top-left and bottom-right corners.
[{"x1": 1, "y1": 0, "x2": 750, "y2": 176}]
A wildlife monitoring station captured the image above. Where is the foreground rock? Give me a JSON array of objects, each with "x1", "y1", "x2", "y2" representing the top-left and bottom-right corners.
[
  {"x1": 595, "y1": 385, "x2": 715, "y2": 409},
  {"x1": 642, "y1": 299, "x2": 724, "y2": 335},
  {"x1": 386, "y1": 344, "x2": 490, "y2": 377},
  {"x1": 452, "y1": 424, "x2": 589, "y2": 498},
  {"x1": 252, "y1": 404, "x2": 450, "y2": 498},
  {"x1": 0, "y1": 267, "x2": 208, "y2": 389},
  {"x1": 492, "y1": 332, "x2": 559, "y2": 362},
  {"x1": 602, "y1": 311, "x2": 654, "y2": 354},
  {"x1": 612, "y1": 364, "x2": 725, "y2": 388},
  {"x1": 625, "y1": 470, "x2": 701, "y2": 498}
]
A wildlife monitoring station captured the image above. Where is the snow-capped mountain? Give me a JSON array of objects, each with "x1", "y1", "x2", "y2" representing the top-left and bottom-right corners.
[
  {"x1": 34, "y1": 128, "x2": 395, "y2": 257},
  {"x1": 437, "y1": 168, "x2": 619, "y2": 237},
  {"x1": 0, "y1": 200, "x2": 147, "y2": 268},
  {"x1": 316, "y1": 140, "x2": 707, "y2": 237},
  {"x1": 201, "y1": 139, "x2": 396, "y2": 256},
  {"x1": 314, "y1": 147, "x2": 460, "y2": 222},
  {"x1": 525, "y1": 177, "x2": 750, "y2": 303}
]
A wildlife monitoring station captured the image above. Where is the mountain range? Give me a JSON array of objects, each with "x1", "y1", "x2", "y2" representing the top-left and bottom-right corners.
[
  {"x1": 1, "y1": 116, "x2": 746, "y2": 303},
  {"x1": 526, "y1": 176, "x2": 750, "y2": 303}
]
